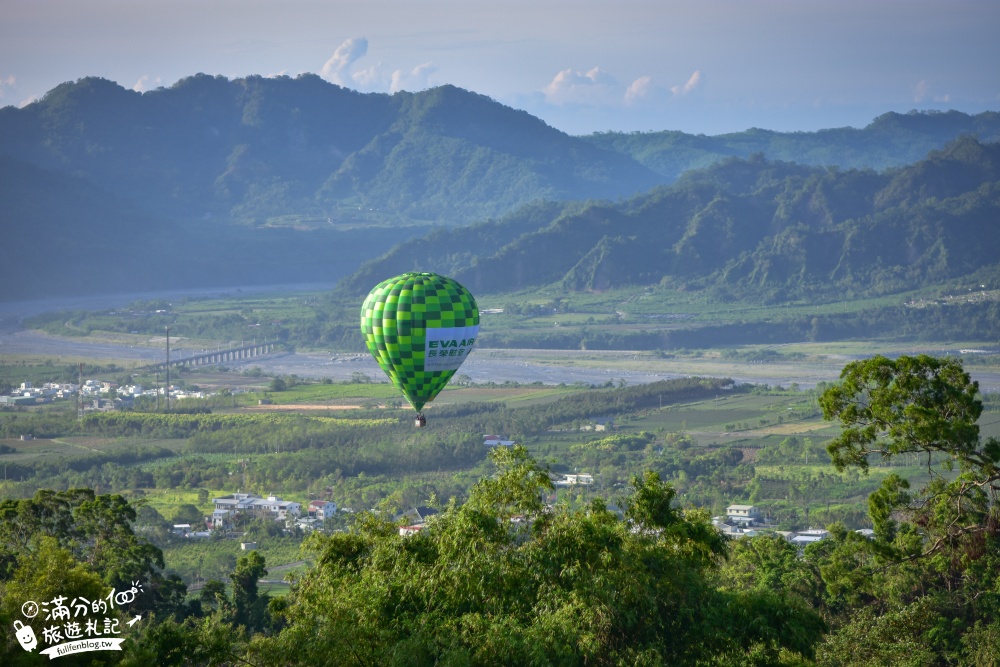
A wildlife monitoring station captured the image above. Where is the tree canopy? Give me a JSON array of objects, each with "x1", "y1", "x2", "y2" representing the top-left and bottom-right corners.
[{"x1": 250, "y1": 446, "x2": 824, "y2": 666}]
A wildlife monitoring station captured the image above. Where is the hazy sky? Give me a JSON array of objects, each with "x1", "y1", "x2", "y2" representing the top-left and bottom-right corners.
[{"x1": 2, "y1": 0, "x2": 998, "y2": 135}]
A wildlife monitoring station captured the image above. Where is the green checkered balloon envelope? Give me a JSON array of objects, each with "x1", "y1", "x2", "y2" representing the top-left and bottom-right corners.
[{"x1": 361, "y1": 273, "x2": 480, "y2": 413}]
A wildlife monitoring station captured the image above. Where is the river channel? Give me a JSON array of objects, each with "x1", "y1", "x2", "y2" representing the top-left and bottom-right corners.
[{"x1": 1, "y1": 286, "x2": 997, "y2": 393}]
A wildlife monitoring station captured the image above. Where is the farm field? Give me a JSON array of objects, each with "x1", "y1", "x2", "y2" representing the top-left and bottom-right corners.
[
  {"x1": 259, "y1": 382, "x2": 401, "y2": 405},
  {"x1": 2, "y1": 371, "x2": 996, "y2": 587}
]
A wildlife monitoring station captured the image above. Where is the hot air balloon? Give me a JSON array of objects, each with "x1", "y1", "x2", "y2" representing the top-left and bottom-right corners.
[{"x1": 360, "y1": 273, "x2": 479, "y2": 427}]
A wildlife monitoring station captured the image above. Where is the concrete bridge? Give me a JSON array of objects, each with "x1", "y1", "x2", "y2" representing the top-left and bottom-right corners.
[{"x1": 152, "y1": 342, "x2": 280, "y2": 369}]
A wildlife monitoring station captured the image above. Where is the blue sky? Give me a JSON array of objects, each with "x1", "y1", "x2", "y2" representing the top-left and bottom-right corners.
[{"x1": 1, "y1": 0, "x2": 998, "y2": 135}]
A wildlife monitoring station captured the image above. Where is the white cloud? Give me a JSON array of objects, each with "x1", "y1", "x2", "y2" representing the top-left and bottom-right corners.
[
  {"x1": 351, "y1": 64, "x2": 385, "y2": 89},
  {"x1": 0, "y1": 75, "x2": 15, "y2": 98},
  {"x1": 584, "y1": 67, "x2": 615, "y2": 87},
  {"x1": 543, "y1": 68, "x2": 663, "y2": 108},
  {"x1": 133, "y1": 75, "x2": 162, "y2": 93},
  {"x1": 914, "y1": 79, "x2": 951, "y2": 104},
  {"x1": 544, "y1": 67, "x2": 619, "y2": 105},
  {"x1": 624, "y1": 76, "x2": 653, "y2": 105},
  {"x1": 671, "y1": 70, "x2": 702, "y2": 96},
  {"x1": 321, "y1": 37, "x2": 368, "y2": 85},
  {"x1": 390, "y1": 62, "x2": 437, "y2": 93}
]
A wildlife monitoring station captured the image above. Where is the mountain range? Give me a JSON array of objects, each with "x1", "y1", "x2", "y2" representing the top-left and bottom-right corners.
[{"x1": 1, "y1": 74, "x2": 998, "y2": 300}]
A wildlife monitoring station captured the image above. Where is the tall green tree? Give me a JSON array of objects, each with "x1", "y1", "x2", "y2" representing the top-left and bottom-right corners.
[
  {"x1": 228, "y1": 551, "x2": 269, "y2": 633},
  {"x1": 815, "y1": 354, "x2": 1000, "y2": 665},
  {"x1": 819, "y1": 354, "x2": 999, "y2": 563}
]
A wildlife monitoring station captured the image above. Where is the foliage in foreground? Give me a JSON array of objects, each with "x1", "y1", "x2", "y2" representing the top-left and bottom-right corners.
[
  {"x1": 250, "y1": 446, "x2": 823, "y2": 666},
  {"x1": 3, "y1": 355, "x2": 1000, "y2": 665}
]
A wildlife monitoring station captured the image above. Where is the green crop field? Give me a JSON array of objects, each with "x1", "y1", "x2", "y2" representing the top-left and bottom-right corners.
[
  {"x1": 0, "y1": 436, "x2": 88, "y2": 462},
  {"x1": 265, "y1": 382, "x2": 401, "y2": 404},
  {"x1": 432, "y1": 385, "x2": 581, "y2": 406}
]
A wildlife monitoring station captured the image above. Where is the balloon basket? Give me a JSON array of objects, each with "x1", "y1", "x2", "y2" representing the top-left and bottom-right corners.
[{"x1": 414, "y1": 414, "x2": 427, "y2": 428}]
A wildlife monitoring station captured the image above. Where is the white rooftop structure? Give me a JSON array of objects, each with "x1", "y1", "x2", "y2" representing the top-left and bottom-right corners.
[
  {"x1": 726, "y1": 505, "x2": 761, "y2": 525},
  {"x1": 790, "y1": 528, "x2": 830, "y2": 545},
  {"x1": 554, "y1": 473, "x2": 595, "y2": 487},
  {"x1": 212, "y1": 493, "x2": 302, "y2": 521}
]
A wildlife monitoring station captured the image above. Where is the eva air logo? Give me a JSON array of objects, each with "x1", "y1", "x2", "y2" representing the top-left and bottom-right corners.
[{"x1": 424, "y1": 325, "x2": 479, "y2": 371}]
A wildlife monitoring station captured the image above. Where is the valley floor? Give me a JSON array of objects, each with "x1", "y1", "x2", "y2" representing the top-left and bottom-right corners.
[{"x1": 5, "y1": 327, "x2": 1000, "y2": 393}]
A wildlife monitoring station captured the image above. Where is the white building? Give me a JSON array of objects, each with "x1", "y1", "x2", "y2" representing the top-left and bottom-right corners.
[
  {"x1": 255, "y1": 495, "x2": 302, "y2": 520},
  {"x1": 211, "y1": 493, "x2": 302, "y2": 525},
  {"x1": 171, "y1": 523, "x2": 193, "y2": 536},
  {"x1": 308, "y1": 500, "x2": 337, "y2": 520},
  {"x1": 790, "y1": 528, "x2": 829, "y2": 546},
  {"x1": 295, "y1": 517, "x2": 322, "y2": 532},
  {"x1": 213, "y1": 492, "x2": 260, "y2": 513},
  {"x1": 726, "y1": 505, "x2": 761, "y2": 526},
  {"x1": 553, "y1": 473, "x2": 595, "y2": 487}
]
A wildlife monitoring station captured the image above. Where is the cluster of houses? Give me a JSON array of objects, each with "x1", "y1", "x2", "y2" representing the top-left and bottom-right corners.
[
  {"x1": 714, "y1": 504, "x2": 874, "y2": 545},
  {"x1": 0, "y1": 381, "x2": 78, "y2": 406},
  {"x1": 1, "y1": 379, "x2": 217, "y2": 410},
  {"x1": 171, "y1": 493, "x2": 339, "y2": 538},
  {"x1": 178, "y1": 493, "x2": 872, "y2": 548}
]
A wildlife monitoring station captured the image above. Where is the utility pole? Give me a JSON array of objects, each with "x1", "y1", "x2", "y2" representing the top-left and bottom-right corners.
[
  {"x1": 77, "y1": 363, "x2": 84, "y2": 421},
  {"x1": 165, "y1": 326, "x2": 170, "y2": 412},
  {"x1": 237, "y1": 458, "x2": 250, "y2": 492}
]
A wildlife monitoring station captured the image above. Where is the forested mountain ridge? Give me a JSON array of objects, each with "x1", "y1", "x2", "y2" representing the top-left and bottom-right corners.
[
  {"x1": 0, "y1": 74, "x2": 660, "y2": 225},
  {"x1": 318, "y1": 83, "x2": 663, "y2": 221},
  {"x1": 583, "y1": 109, "x2": 1000, "y2": 181},
  {"x1": 340, "y1": 138, "x2": 1000, "y2": 301}
]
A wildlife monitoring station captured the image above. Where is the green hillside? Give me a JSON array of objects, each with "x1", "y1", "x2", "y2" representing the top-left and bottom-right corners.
[{"x1": 340, "y1": 138, "x2": 1000, "y2": 303}]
